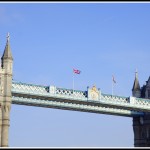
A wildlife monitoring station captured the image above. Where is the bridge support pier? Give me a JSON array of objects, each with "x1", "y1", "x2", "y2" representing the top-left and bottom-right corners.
[
  {"x1": 133, "y1": 114, "x2": 150, "y2": 147},
  {"x1": 1, "y1": 104, "x2": 11, "y2": 147}
]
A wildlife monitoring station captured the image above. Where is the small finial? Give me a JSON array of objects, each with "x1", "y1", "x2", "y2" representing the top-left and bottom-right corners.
[
  {"x1": 135, "y1": 68, "x2": 138, "y2": 73},
  {"x1": 135, "y1": 68, "x2": 138, "y2": 78},
  {"x1": 7, "y1": 32, "x2": 10, "y2": 41}
]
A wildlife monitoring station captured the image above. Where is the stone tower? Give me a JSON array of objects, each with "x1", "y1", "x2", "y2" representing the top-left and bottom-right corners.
[
  {"x1": 132, "y1": 71, "x2": 150, "y2": 147},
  {"x1": 0, "y1": 33, "x2": 13, "y2": 147}
]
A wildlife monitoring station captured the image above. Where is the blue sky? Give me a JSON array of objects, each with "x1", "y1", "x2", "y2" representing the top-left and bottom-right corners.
[{"x1": 0, "y1": 2, "x2": 150, "y2": 147}]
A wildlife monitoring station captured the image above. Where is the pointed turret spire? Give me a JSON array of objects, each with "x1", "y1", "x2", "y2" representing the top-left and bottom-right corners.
[
  {"x1": 1, "y1": 33, "x2": 13, "y2": 60},
  {"x1": 132, "y1": 69, "x2": 140, "y2": 91}
]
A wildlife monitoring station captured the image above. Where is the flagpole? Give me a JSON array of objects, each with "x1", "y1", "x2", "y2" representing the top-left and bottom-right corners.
[
  {"x1": 72, "y1": 68, "x2": 81, "y2": 95},
  {"x1": 112, "y1": 77, "x2": 113, "y2": 96},
  {"x1": 112, "y1": 75, "x2": 116, "y2": 96},
  {"x1": 73, "y1": 70, "x2": 74, "y2": 94}
]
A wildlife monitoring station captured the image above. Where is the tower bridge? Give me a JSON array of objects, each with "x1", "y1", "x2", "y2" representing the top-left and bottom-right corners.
[{"x1": 0, "y1": 34, "x2": 150, "y2": 147}]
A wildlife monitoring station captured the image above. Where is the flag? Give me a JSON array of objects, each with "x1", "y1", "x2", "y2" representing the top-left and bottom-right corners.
[
  {"x1": 73, "y1": 69, "x2": 81, "y2": 74},
  {"x1": 112, "y1": 75, "x2": 116, "y2": 83}
]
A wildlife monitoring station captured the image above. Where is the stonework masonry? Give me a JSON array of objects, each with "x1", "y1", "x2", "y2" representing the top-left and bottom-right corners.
[
  {"x1": 0, "y1": 33, "x2": 13, "y2": 147},
  {"x1": 132, "y1": 72, "x2": 150, "y2": 147}
]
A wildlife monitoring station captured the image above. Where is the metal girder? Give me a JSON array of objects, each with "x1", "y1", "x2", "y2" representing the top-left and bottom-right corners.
[{"x1": 11, "y1": 81, "x2": 150, "y2": 117}]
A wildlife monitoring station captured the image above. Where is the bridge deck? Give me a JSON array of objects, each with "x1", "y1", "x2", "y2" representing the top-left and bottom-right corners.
[{"x1": 11, "y1": 81, "x2": 147, "y2": 117}]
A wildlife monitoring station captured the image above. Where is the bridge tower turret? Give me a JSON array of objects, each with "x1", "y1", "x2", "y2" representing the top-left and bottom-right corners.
[
  {"x1": 0, "y1": 33, "x2": 13, "y2": 147},
  {"x1": 132, "y1": 70, "x2": 150, "y2": 147},
  {"x1": 132, "y1": 70, "x2": 141, "y2": 98}
]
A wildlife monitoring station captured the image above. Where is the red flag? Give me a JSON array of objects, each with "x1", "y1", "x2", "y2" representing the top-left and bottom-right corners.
[{"x1": 73, "y1": 69, "x2": 81, "y2": 74}]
